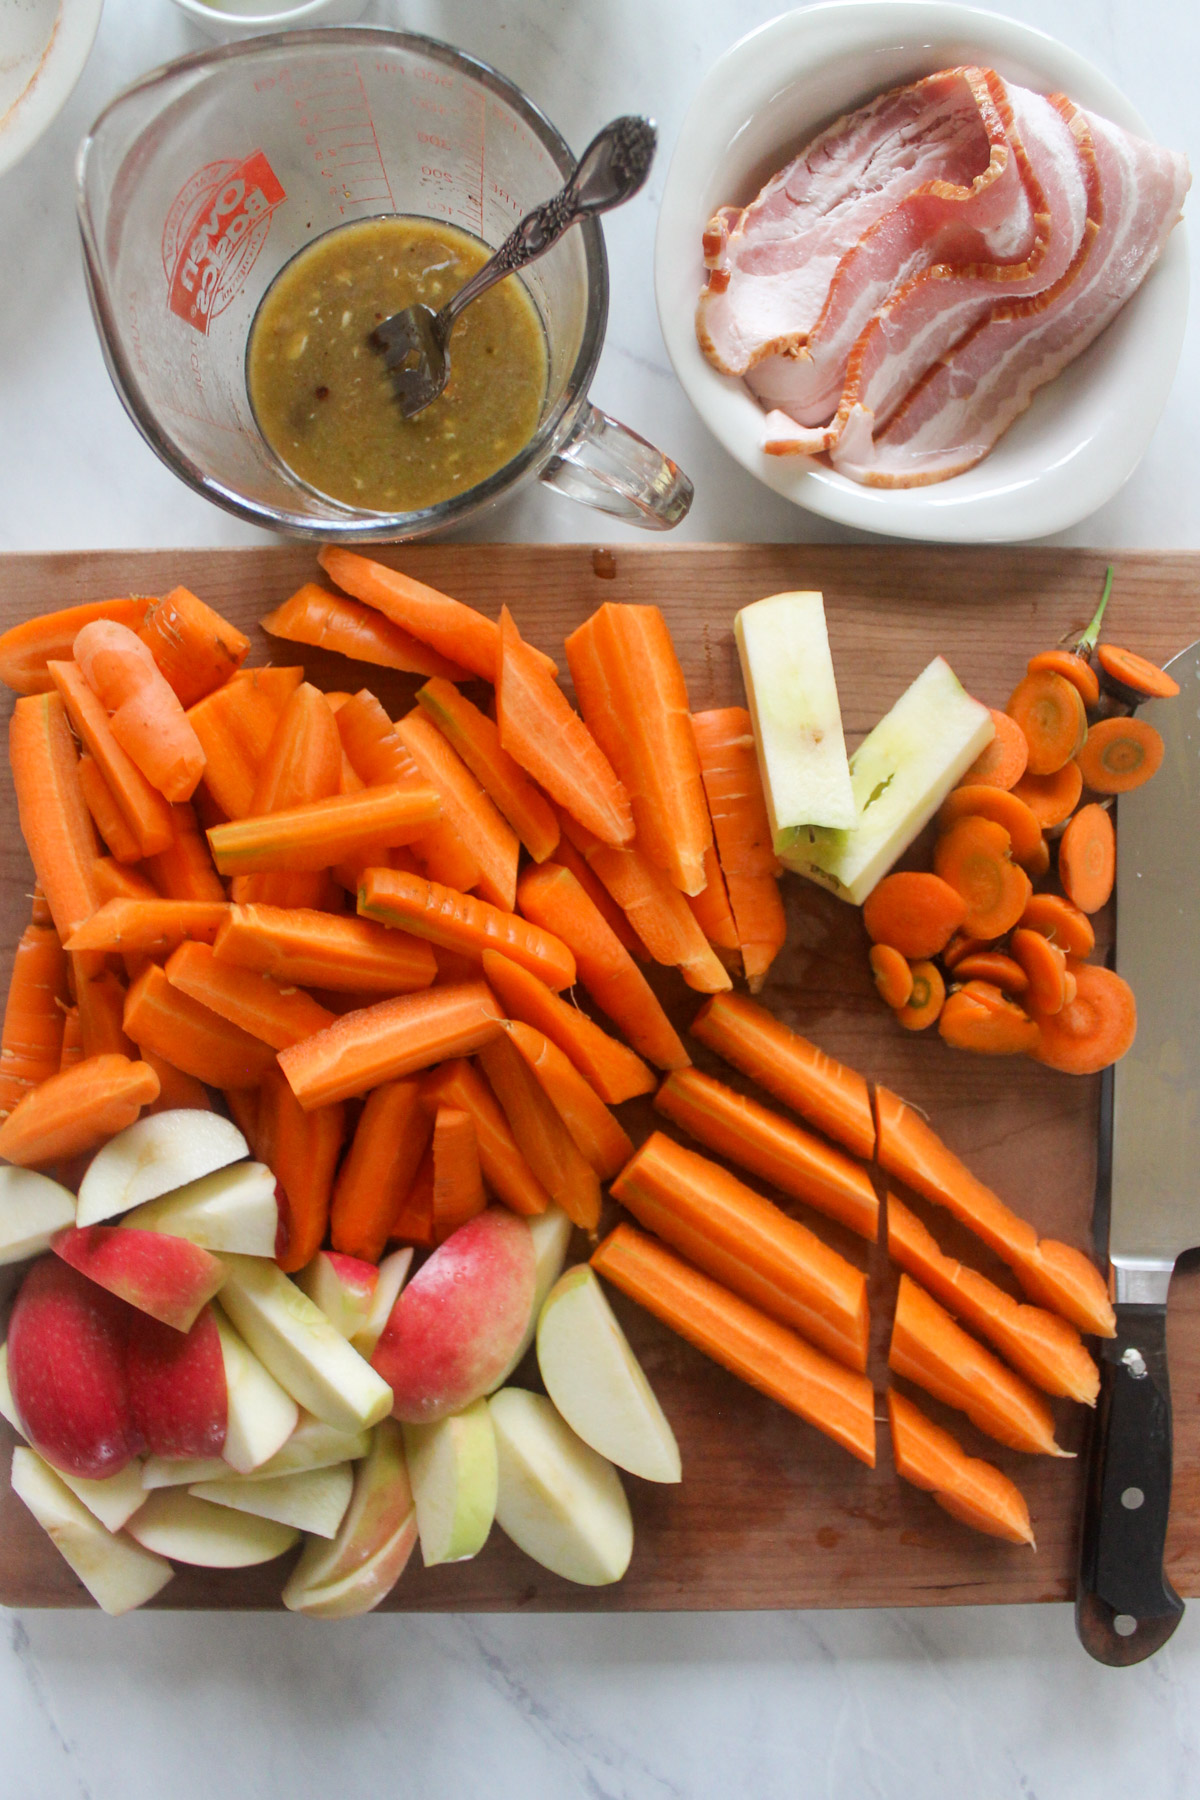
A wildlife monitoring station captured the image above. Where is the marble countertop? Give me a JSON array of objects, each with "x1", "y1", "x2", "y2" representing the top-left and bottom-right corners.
[{"x1": 2, "y1": 0, "x2": 1198, "y2": 1792}]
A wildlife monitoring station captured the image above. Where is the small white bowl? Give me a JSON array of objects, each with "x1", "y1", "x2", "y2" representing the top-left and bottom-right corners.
[
  {"x1": 169, "y1": 0, "x2": 369, "y2": 42},
  {"x1": 654, "y1": 0, "x2": 1190, "y2": 543},
  {"x1": 0, "y1": 0, "x2": 103, "y2": 178}
]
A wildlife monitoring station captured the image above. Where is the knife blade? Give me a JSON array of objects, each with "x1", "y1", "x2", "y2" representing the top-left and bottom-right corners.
[{"x1": 1077, "y1": 638, "x2": 1200, "y2": 1666}]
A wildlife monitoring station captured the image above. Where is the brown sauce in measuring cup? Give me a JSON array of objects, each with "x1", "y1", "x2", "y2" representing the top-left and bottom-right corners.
[{"x1": 247, "y1": 216, "x2": 548, "y2": 514}]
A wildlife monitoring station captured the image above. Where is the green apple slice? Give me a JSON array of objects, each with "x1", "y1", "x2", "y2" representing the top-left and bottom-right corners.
[
  {"x1": 1, "y1": 1343, "x2": 146, "y2": 1531},
  {"x1": 284, "y1": 1514, "x2": 419, "y2": 1618},
  {"x1": 490, "y1": 1387, "x2": 633, "y2": 1586},
  {"x1": 212, "y1": 1304, "x2": 298, "y2": 1474},
  {"x1": 190, "y1": 1463, "x2": 353, "y2": 1538},
  {"x1": 76, "y1": 1110, "x2": 248, "y2": 1226},
  {"x1": 120, "y1": 1162, "x2": 278, "y2": 1256},
  {"x1": 282, "y1": 1419, "x2": 417, "y2": 1614},
  {"x1": 10, "y1": 1449, "x2": 172, "y2": 1615},
  {"x1": 0, "y1": 1167, "x2": 77, "y2": 1266},
  {"x1": 402, "y1": 1398, "x2": 498, "y2": 1566},
  {"x1": 126, "y1": 1487, "x2": 299, "y2": 1566}
]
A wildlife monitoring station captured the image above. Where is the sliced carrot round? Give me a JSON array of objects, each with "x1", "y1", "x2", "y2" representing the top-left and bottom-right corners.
[
  {"x1": 938, "y1": 981, "x2": 1040, "y2": 1055},
  {"x1": 1097, "y1": 643, "x2": 1181, "y2": 702},
  {"x1": 1076, "y1": 717, "x2": 1164, "y2": 795},
  {"x1": 1028, "y1": 960, "x2": 1136, "y2": 1073},
  {"x1": 1023, "y1": 835, "x2": 1050, "y2": 880},
  {"x1": 1027, "y1": 649, "x2": 1100, "y2": 709},
  {"x1": 933, "y1": 816, "x2": 1032, "y2": 941},
  {"x1": 941, "y1": 932, "x2": 991, "y2": 971},
  {"x1": 895, "y1": 960, "x2": 945, "y2": 1032},
  {"x1": 1010, "y1": 927, "x2": 1068, "y2": 1014},
  {"x1": 1018, "y1": 893, "x2": 1095, "y2": 958},
  {"x1": 951, "y1": 951, "x2": 1029, "y2": 995},
  {"x1": 869, "y1": 944, "x2": 913, "y2": 1010},
  {"x1": 1012, "y1": 762, "x2": 1083, "y2": 829},
  {"x1": 862, "y1": 871, "x2": 966, "y2": 960},
  {"x1": 1006, "y1": 671, "x2": 1088, "y2": 776},
  {"x1": 1058, "y1": 804, "x2": 1115, "y2": 914},
  {"x1": 959, "y1": 710, "x2": 1029, "y2": 792},
  {"x1": 938, "y1": 786, "x2": 1043, "y2": 866}
]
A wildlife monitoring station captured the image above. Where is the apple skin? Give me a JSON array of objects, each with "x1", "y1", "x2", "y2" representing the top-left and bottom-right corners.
[
  {"x1": 52, "y1": 1226, "x2": 225, "y2": 1333},
  {"x1": 6, "y1": 1257, "x2": 144, "y2": 1479},
  {"x1": 371, "y1": 1208, "x2": 535, "y2": 1425},
  {"x1": 298, "y1": 1251, "x2": 379, "y2": 1341},
  {"x1": 126, "y1": 1303, "x2": 227, "y2": 1461},
  {"x1": 281, "y1": 1418, "x2": 416, "y2": 1614}
]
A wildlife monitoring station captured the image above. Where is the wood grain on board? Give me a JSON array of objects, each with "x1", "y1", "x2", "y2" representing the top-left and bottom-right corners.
[{"x1": 1, "y1": 542, "x2": 1198, "y2": 1615}]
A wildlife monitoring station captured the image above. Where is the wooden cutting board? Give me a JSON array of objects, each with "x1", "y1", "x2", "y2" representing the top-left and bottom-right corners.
[{"x1": 2, "y1": 541, "x2": 1199, "y2": 1615}]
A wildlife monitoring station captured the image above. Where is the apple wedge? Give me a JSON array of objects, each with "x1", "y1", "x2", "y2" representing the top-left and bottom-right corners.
[
  {"x1": 190, "y1": 1463, "x2": 354, "y2": 1538},
  {"x1": 120, "y1": 1161, "x2": 279, "y2": 1257},
  {"x1": 248, "y1": 1412, "x2": 371, "y2": 1481},
  {"x1": 141, "y1": 1456, "x2": 230, "y2": 1489},
  {"x1": 491, "y1": 1203, "x2": 574, "y2": 1389},
  {"x1": 298, "y1": 1251, "x2": 379, "y2": 1341},
  {"x1": 10, "y1": 1448, "x2": 172, "y2": 1614},
  {"x1": 537, "y1": 1266, "x2": 681, "y2": 1483},
  {"x1": 219, "y1": 1255, "x2": 393, "y2": 1435},
  {"x1": 53, "y1": 1225, "x2": 225, "y2": 1332},
  {"x1": 0, "y1": 1167, "x2": 77, "y2": 1266},
  {"x1": 76, "y1": 1110, "x2": 248, "y2": 1226},
  {"x1": 212, "y1": 1304, "x2": 298, "y2": 1474},
  {"x1": 349, "y1": 1248, "x2": 413, "y2": 1359},
  {"x1": 490, "y1": 1387, "x2": 633, "y2": 1586},
  {"x1": 126, "y1": 1486, "x2": 299, "y2": 1566},
  {"x1": 1, "y1": 1342, "x2": 146, "y2": 1532},
  {"x1": 282, "y1": 1418, "x2": 417, "y2": 1616},
  {"x1": 126, "y1": 1304, "x2": 227, "y2": 1460},
  {"x1": 403, "y1": 1398, "x2": 497, "y2": 1566},
  {"x1": 283, "y1": 1522, "x2": 419, "y2": 1618}
]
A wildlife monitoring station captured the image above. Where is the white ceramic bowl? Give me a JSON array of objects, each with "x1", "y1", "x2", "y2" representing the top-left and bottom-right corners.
[
  {"x1": 0, "y1": 0, "x2": 103, "y2": 178},
  {"x1": 169, "y1": 0, "x2": 369, "y2": 42},
  {"x1": 655, "y1": 0, "x2": 1190, "y2": 543}
]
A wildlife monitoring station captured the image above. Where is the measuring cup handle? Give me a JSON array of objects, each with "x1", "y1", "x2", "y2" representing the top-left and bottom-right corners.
[{"x1": 540, "y1": 405, "x2": 693, "y2": 530}]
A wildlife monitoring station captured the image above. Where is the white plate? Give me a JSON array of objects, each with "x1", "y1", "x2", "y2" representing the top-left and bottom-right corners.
[
  {"x1": 654, "y1": 0, "x2": 1191, "y2": 543},
  {"x1": 0, "y1": 0, "x2": 103, "y2": 178}
]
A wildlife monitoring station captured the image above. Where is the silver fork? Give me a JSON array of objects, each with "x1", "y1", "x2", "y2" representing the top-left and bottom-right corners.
[{"x1": 370, "y1": 116, "x2": 657, "y2": 418}]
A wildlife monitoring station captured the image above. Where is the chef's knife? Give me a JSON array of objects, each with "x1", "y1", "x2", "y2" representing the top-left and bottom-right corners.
[{"x1": 1077, "y1": 639, "x2": 1200, "y2": 1666}]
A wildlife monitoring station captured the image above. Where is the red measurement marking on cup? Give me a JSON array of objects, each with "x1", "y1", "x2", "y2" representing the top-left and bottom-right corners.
[
  {"x1": 162, "y1": 152, "x2": 286, "y2": 336},
  {"x1": 274, "y1": 61, "x2": 394, "y2": 217}
]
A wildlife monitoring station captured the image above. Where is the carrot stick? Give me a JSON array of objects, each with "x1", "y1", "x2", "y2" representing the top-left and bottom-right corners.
[
  {"x1": 654, "y1": 1067, "x2": 879, "y2": 1241},
  {"x1": 255, "y1": 1067, "x2": 345, "y2": 1272},
  {"x1": 137, "y1": 587, "x2": 250, "y2": 708},
  {"x1": 415, "y1": 679, "x2": 561, "y2": 864},
  {"x1": 389, "y1": 1143, "x2": 436, "y2": 1248},
  {"x1": 873, "y1": 1084, "x2": 1115, "y2": 1337},
  {"x1": 886, "y1": 1194, "x2": 1099, "y2": 1405},
  {"x1": 862, "y1": 872, "x2": 966, "y2": 959},
  {"x1": 48, "y1": 659, "x2": 177, "y2": 859},
  {"x1": 1057, "y1": 803, "x2": 1115, "y2": 914},
  {"x1": 422, "y1": 1057, "x2": 549, "y2": 1218},
  {"x1": 592, "y1": 1223, "x2": 876, "y2": 1466},
  {"x1": 1027, "y1": 958, "x2": 1137, "y2": 1075},
  {"x1": 938, "y1": 981, "x2": 1040, "y2": 1055},
  {"x1": 139, "y1": 1048, "x2": 213, "y2": 1116},
  {"x1": 186, "y1": 666, "x2": 304, "y2": 819},
  {"x1": 691, "y1": 707, "x2": 785, "y2": 984},
  {"x1": 690, "y1": 993, "x2": 875, "y2": 1161},
  {"x1": 165, "y1": 940, "x2": 335, "y2": 1050},
  {"x1": 73, "y1": 959, "x2": 134, "y2": 1060},
  {"x1": 1011, "y1": 762, "x2": 1083, "y2": 829},
  {"x1": 477, "y1": 1034, "x2": 602, "y2": 1230},
  {"x1": 213, "y1": 902, "x2": 435, "y2": 995},
  {"x1": 277, "y1": 981, "x2": 503, "y2": 1109},
  {"x1": 868, "y1": 944, "x2": 913, "y2": 1011},
  {"x1": 239, "y1": 682, "x2": 345, "y2": 910},
  {"x1": 223, "y1": 1086, "x2": 260, "y2": 1150},
  {"x1": 1018, "y1": 893, "x2": 1095, "y2": 958},
  {"x1": 77, "y1": 755, "x2": 143, "y2": 864},
  {"x1": 479, "y1": 949, "x2": 654, "y2": 1105},
  {"x1": 1005, "y1": 669, "x2": 1087, "y2": 776},
  {"x1": 10, "y1": 692, "x2": 101, "y2": 939},
  {"x1": 688, "y1": 842, "x2": 741, "y2": 954},
  {"x1": 73, "y1": 620, "x2": 206, "y2": 803},
  {"x1": 937, "y1": 786, "x2": 1044, "y2": 867},
  {"x1": 92, "y1": 859, "x2": 158, "y2": 904},
  {"x1": 895, "y1": 960, "x2": 945, "y2": 1032},
  {"x1": 949, "y1": 951, "x2": 1029, "y2": 995},
  {"x1": 261, "y1": 582, "x2": 469, "y2": 681},
  {"x1": 1097, "y1": 643, "x2": 1181, "y2": 702},
  {"x1": 123, "y1": 962, "x2": 276, "y2": 1090},
  {"x1": 331, "y1": 1079, "x2": 432, "y2": 1261},
  {"x1": 0, "y1": 1052, "x2": 160, "y2": 1166},
  {"x1": 0, "y1": 921, "x2": 68, "y2": 1118},
  {"x1": 144, "y1": 801, "x2": 227, "y2": 902},
  {"x1": 1076, "y1": 718, "x2": 1164, "y2": 795},
  {"x1": 517, "y1": 864, "x2": 688, "y2": 1070},
  {"x1": 497, "y1": 607, "x2": 633, "y2": 847},
  {"x1": 887, "y1": 1390, "x2": 1035, "y2": 1546},
  {"x1": 958, "y1": 710, "x2": 1029, "y2": 791},
  {"x1": 395, "y1": 709, "x2": 519, "y2": 911},
  {"x1": 59, "y1": 1007, "x2": 84, "y2": 1071},
  {"x1": 551, "y1": 829, "x2": 646, "y2": 960},
  {"x1": 501, "y1": 1019, "x2": 632, "y2": 1181},
  {"x1": 889, "y1": 1274, "x2": 1068, "y2": 1456},
  {"x1": 933, "y1": 815, "x2": 1031, "y2": 939},
  {"x1": 0, "y1": 598, "x2": 152, "y2": 695},
  {"x1": 431, "y1": 1105, "x2": 487, "y2": 1242},
  {"x1": 66, "y1": 899, "x2": 229, "y2": 956},
  {"x1": 359, "y1": 866, "x2": 575, "y2": 991},
  {"x1": 208, "y1": 785, "x2": 440, "y2": 876},
  {"x1": 1009, "y1": 929, "x2": 1067, "y2": 1014}
]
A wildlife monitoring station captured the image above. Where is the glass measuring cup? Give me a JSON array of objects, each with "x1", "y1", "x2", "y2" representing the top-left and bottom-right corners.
[{"x1": 77, "y1": 27, "x2": 692, "y2": 540}]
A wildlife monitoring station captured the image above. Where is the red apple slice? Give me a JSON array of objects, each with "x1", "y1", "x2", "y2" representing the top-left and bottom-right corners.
[
  {"x1": 126, "y1": 1303, "x2": 227, "y2": 1461},
  {"x1": 52, "y1": 1225, "x2": 225, "y2": 1333}
]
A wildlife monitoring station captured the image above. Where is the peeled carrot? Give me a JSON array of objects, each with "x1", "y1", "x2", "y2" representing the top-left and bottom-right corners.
[
  {"x1": 1018, "y1": 892, "x2": 1095, "y2": 958},
  {"x1": 415, "y1": 679, "x2": 560, "y2": 863},
  {"x1": 933, "y1": 816, "x2": 1031, "y2": 940},
  {"x1": 688, "y1": 843, "x2": 741, "y2": 955},
  {"x1": 10, "y1": 692, "x2": 101, "y2": 940},
  {"x1": 502, "y1": 1019, "x2": 632, "y2": 1182},
  {"x1": 0, "y1": 598, "x2": 151, "y2": 695},
  {"x1": 73, "y1": 620, "x2": 206, "y2": 803},
  {"x1": 479, "y1": 949, "x2": 654, "y2": 1106},
  {"x1": 278, "y1": 981, "x2": 503, "y2": 1109},
  {"x1": 48, "y1": 659, "x2": 177, "y2": 860},
  {"x1": 422, "y1": 1058, "x2": 549, "y2": 1218},
  {"x1": 887, "y1": 1390, "x2": 1035, "y2": 1547},
  {"x1": 869, "y1": 944, "x2": 913, "y2": 1011},
  {"x1": 941, "y1": 932, "x2": 989, "y2": 971},
  {"x1": 58, "y1": 1008, "x2": 84, "y2": 1071},
  {"x1": 550, "y1": 829, "x2": 646, "y2": 960},
  {"x1": 236, "y1": 681, "x2": 344, "y2": 911},
  {"x1": 223, "y1": 1086, "x2": 260, "y2": 1150},
  {"x1": 862, "y1": 871, "x2": 966, "y2": 959},
  {"x1": 359, "y1": 866, "x2": 575, "y2": 992},
  {"x1": 937, "y1": 786, "x2": 1043, "y2": 867},
  {"x1": 1028, "y1": 958, "x2": 1137, "y2": 1075},
  {"x1": 139, "y1": 1048, "x2": 213, "y2": 1116},
  {"x1": 1024, "y1": 836, "x2": 1051, "y2": 881},
  {"x1": 950, "y1": 951, "x2": 1028, "y2": 995},
  {"x1": 654, "y1": 1066, "x2": 878, "y2": 1241},
  {"x1": 478, "y1": 1033, "x2": 602, "y2": 1230},
  {"x1": 165, "y1": 941, "x2": 335, "y2": 1050},
  {"x1": 186, "y1": 666, "x2": 304, "y2": 820},
  {"x1": 92, "y1": 859, "x2": 157, "y2": 905},
  {"x1": 255, "y1": 1067, "x2": 345, "y2": 1273},
  {"x1": 389, "y1": 1143, "x2": 436, "y2": 1249},
  {"x1": 886, "y1": 1194, "x2": 1099, "y2": 1406},
  {"x1": 1011, "y1": 762, "x2": 1083, "y2": 829},
  {"x1": 1097, "y1": 642, "x2": 1181, "y2": 702},
  {"x1": 959, "y1": 710, "x2": 1028, "y2": 791},
  {"x1": 123, "y1": 962, "x2": 276, "y2": 1090},
  {"x1": 138, "y1": 587, "x2": 250, "y2": 708},
  {"x1": 395, "y1": 709, "x2": 520, "y2": 911},
  {"x1": 73, "y1": 961, "x2": 134, "y2": 1060},
  {"x1": 1076, "y1": 717, "x2": 1164, "y2": 795},
  {"x1": 592, "y1": 1224, "x2": 875, "y2": 1467},
  {"x1": 691, "y1": 993, "x2": 875, "y2": 1161},
  {"x1": 1027, "y1": 648, "x2": 1100, "y2": 709},
  {"x1": 889, "y1": 1274, "x2": 1067, "y2": 1457},
  {"x1": 1058, "y1": 803, "x2": 1115, "y2": 914},
  {"x1": 0, "y1": 921, "x2": 68, "y2": 1117},
  {"x1": 261, "y1": 582, "x2": 469, "y2": 680},
  {"x1": 208, "y1": 785, "x2": 440, "y2": 876},
  {"x1": 1006, "y1": 669, "x2": 1087, "y2": 776},
  {"x1": 0, "y1": 1052, "x2": 159, "y2": 1166},
  {"x1": 66, "y1": 898, "x2": 229, "y2": 956},
  {"x1": 430, "y1": 1106, "x2": 487, "y2": 1242},
  {"x1": 77, "y1": 755, "x2": 142, "y2": 864},
  {"x1": 145, "y1": 801, "x2": 227, "y2": 903},
  {"x1": 1009, "y1": 928, "x2": 1067, "y2": 1014},
  {"x1": 938, "y1": 981, "x2": 1040, "y2": 1055},
  {"x1": 329, "y1": 1080, "x2": 430, "y2": 1261},
  {"x1": 517, "y1": 864, "x2": 688, "y2": 1070},
  {"x1": 213, "y1": 902, "x2": 435, "y2": 995},
  {"x1": 873, "y1": 1084, "x2": 1115, "y2": 1337},
  {"x1": 497, "y1": 608, "x2": 633, "y2": 847},
  {"x1": 691, "y1": 707, "x2": 785, "y2": 984}
]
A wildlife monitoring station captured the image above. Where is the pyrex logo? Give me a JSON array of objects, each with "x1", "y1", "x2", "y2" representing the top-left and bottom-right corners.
[{"x1": 162, "y1": 151, "x2": 287, "y2": 335}]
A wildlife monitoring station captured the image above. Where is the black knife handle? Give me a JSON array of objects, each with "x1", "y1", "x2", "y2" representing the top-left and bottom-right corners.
[{"x1": 1076, "y1": 1302, "x2": 1183, "y2": 1665}]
